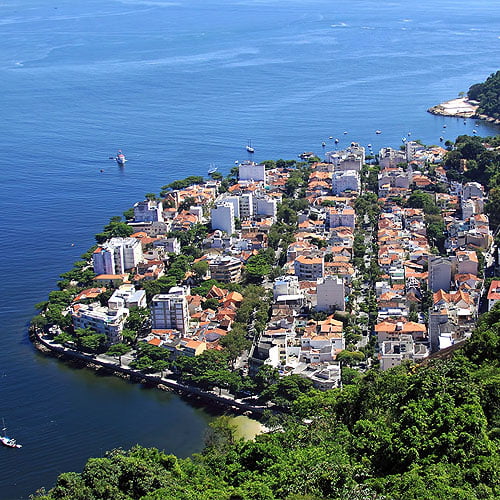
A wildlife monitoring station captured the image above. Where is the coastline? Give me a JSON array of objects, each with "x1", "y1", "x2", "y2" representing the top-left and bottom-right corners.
[
  {"x1": 29, "y1": 326, "x2": 268, "y2": 418},
  {"x1": 427, "y1": 96, "x2": 500, "y2": 125}
]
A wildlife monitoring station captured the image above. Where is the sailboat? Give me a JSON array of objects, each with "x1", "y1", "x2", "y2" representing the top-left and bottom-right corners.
[
  {"x1": 246, "y1": 140, "x2": 255, "y2": 153},
  {"x1": 1, "y1": 419, "x2": 22, "y2": 448}
]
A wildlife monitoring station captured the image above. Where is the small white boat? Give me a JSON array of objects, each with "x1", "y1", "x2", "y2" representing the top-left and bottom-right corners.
[
  {"x1": 367, "y1": 144, "x2": 372, "y2": 148},
  {"x1": 1, "y1": 419, "x2": 21, "y2": 449},
  {"x1": 110, "y1": 150, "x2": 127, "y2": 165},
  {"x1": 335, "y1": 138, "x2": 339, "y2": 144},
  {"x1": 343, "y1": 131, "x2": 347, "y2": 134},
  {"x1": 375, "y1": 130, "x2": 382, "y2": 134},
  {"x1": 322, "y1": 142, "x2": 326, "y2": 147},
  {"x1": 246, "y1": 140, "x2": 255, "y2": 153},
  {"x1": 443, "y1": 124, "x2": 447, "y2": 128},
  {"x1": 439, "y1": 136, "x2": 444, "y2": 142},
  {"x1": 329, "y1": 136, "x2": 333, "y2": 139},
  {"x1": 472, "y1": 129, "x2": 477, "y2": 134}
]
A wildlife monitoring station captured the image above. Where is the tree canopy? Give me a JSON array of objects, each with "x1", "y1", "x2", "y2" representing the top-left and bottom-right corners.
[{"x1": 468, "y1": 70, "x2": 500, "y2": 119}]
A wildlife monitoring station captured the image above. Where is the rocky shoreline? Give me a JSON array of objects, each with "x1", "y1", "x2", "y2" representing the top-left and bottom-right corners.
[
  {"x1": 427, "y1": 97, "x2": 500, "y2": 125},
  {"x1": 29, "y1": 326, "x2": 268, "y2": 417}
]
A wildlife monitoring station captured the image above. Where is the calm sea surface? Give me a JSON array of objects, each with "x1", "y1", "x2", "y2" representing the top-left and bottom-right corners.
[{"x1": 0, "y1": 0, "x2": 499, "y2": 497}]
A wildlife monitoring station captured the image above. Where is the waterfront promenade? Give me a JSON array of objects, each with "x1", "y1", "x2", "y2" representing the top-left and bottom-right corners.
[{"x1": 31, "y1": 327, "x2": 268, "y2": 416}]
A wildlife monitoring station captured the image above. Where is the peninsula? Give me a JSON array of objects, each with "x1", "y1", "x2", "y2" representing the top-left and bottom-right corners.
[{"x1": 31, "y1": 134, "x2": 500, "y2": 499}]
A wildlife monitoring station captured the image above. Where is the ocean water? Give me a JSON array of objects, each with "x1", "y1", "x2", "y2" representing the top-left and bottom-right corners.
[{"x1": 0, "y1": 0, "x2": 499, "y2": 497}]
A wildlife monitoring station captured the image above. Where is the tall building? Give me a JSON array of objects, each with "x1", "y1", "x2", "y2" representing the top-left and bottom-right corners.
[
  {"x1": 294, "y1": 255, "x2": 324, "y2": 280},
  {"x1": 133, "y1": 199, "x2": 164, "y2": 222},
  {"x1": 316, "y1": 276, "x2": 345, "y2": 312},
  {"x1": 211, "y1": 203, "x2": 235, "y2": 235},
  {"x1": 238, "y1": 161, "x2": 266, "y2": 183},
  {"x1": 428, "y1": 256, "x2": 452, "y2": 293},
  {"x1": 92, "y1": 237, "x2": 143, "y2": 275},
  {"x1": 209, "y1": 256, "x2": 242, "y2": 283},
  {"x1": 239, "y1": 193, "x2": 254, "y2": 218},
  {"x1": 151, "y1": 289, "x2": 189, "y2": 335},
  {"x1": 331, "y1": 170, "x2": 360, "y2": 195}
]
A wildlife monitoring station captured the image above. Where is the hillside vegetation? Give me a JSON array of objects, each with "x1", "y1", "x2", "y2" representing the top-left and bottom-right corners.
[
  {"x1": 468, "y1": 70, "x2": 500, "y2": 120},
  {"x1": 33, "y1": 305, "x2": 500, "y2": 500}
]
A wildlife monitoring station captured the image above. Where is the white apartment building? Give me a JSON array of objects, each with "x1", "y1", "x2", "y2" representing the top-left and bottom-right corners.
[
  {"x1": 224, "y1": 196, "x2": 241, "y2": 219},
  {"x1": 72, "y1": 298, "x2": 129, "y2": 344},
  {"x1": 379, "y1": 334, "x2": 429, "y2": 371},
  {"x1": 211, "y1": 203, "x2": 235, "y2": 235},
  {"x1": 238, "y1": 161, "x2": 266, "y2": 183},
  {"x1": 273, "y1": 276, "x2": 301, "y2": 300},
  {"x1": 331, "y1": 170, "x2": 360, "y2": 195},
  {"x1": 151, "y1": 289, "x2": 189, "y2": 335},
  {"x1": 405, "y1": 141, "x2": 425, "y2": 162},
  {"x1": 133, "y1": 199, "x2": 164, "y2": 222},
  {"x1": 92, "y1": 237, "x2": 143, "y2": 275},
  {"x1": 378, "y1": 147, "x2": 407, "y2": 168},
  {"x1": 109, "y1": 284, "x2": 147, "y2": 309},
  {"x1": 254, "y1": 196, "x2": 277, "y2": 218},
  {"x1": 153, "y1": 237, "x2": 181, "y2": 254},
  {"x1": 316, "y1": 276, "x2": 345, "y2": 312}
]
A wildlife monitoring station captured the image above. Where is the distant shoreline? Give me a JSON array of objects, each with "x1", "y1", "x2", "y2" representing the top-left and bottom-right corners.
[{"x1": 427, "y1": 97, "x2": 500, "y2": 125}]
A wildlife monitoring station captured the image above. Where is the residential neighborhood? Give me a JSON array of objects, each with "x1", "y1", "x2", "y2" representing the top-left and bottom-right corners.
[{"x1": 34, "y1": 136, "x2": 500, "y2": 401}]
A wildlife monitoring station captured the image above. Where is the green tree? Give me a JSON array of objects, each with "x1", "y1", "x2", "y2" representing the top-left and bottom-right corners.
[
  {"x1": 106, "y1": 343, "x2": 132, "y2": 366},
  {"x1": 79, "y1": 334, "x2": 107, "y2": 353}
]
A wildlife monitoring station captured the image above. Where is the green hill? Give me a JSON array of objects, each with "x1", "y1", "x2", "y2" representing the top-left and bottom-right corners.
[
  {"x1": 468, "y1": 70, "x2": 500, "y2": 120},
  {"x1": 32, "y1": 304, "x2": 500, "y2": 500}
]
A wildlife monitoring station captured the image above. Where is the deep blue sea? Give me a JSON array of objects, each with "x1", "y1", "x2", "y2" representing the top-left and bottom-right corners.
[{"x1": 0, "y1": 0, "x2": 499, "y2": 497}]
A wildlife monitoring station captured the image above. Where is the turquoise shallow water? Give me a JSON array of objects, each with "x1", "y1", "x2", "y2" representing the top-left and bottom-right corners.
[{"x1": 0, "y1": 0, "x2": 499, "y2": 497}]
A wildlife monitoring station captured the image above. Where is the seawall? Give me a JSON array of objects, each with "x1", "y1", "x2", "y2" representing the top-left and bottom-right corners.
[{"x1": 29, "y1": 327, "x2": 267, "y2": 417}]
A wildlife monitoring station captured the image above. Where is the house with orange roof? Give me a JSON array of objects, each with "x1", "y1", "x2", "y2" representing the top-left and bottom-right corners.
[
  {"x1": 294, "y1": 254, "x2": 324, "y2": 280},
  {"x1": 180, "y1": 339, "x2": 207, "y2": 357},
  {"x1": 72, "y1": 287, "x2": 106, "y2": 303},
  {"x1": 487, "y1": 280, "x2": 500, "y2": 310},
  {"x1": 375, "y1": 320, "x2": 427, "y2": 343}
]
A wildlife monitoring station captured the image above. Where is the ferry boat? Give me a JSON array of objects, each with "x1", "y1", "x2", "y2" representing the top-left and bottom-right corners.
[
  {"x1": 115, "y1": 150, "x2": 127, "y2": 165},
  {"x1": 1, "y1": 419, "x2": 21, "y2": 449}
]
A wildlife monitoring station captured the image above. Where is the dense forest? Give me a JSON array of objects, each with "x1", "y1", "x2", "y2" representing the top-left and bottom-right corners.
[
  {"x1": 33, "y1": 302, "x2": 500, "y2": 500},
  {"x1": 468, "y1": 70, "x2": 500, "y2": 120}
]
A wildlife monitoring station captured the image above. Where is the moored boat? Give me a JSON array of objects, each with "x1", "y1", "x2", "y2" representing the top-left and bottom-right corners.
[
  {"x1": 115, "y1": 150, "x2": 127, "y2": 165},
  {"x1": 1, "y1": 419, "x2": 21, "y2": 449}
]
